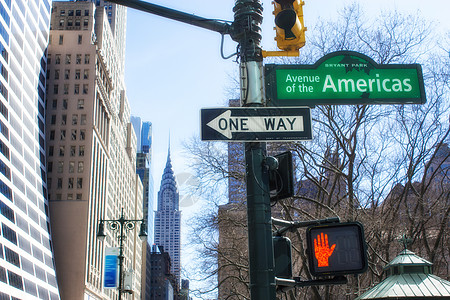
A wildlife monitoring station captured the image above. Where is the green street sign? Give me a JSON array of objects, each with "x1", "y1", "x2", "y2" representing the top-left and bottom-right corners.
[{"x1": 265, "y1": 51, "x2": 426, "y2": 106}]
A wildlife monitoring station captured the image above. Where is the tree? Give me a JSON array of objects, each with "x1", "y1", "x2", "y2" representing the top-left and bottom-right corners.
[{"x1": 184, "y1": 4, "x2": 450, "y2": 299}]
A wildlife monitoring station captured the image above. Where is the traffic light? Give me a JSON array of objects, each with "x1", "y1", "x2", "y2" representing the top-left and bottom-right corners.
[
  {"x1": 273, "y1": 236, "x2": 292, "y2": 278},
  {"x1": 305, "y1": 222, "x2": 368, "y2": 277},
  {"x1": 272, "y1": 0, "x2": 306, "y2": 52},
  {"x1": 269, "y1": 151, "x2": 294, "y2": 201}
]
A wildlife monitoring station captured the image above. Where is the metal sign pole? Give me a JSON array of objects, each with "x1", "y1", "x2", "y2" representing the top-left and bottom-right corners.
[{"x1": 233, "y1": 1, "x2": 276, "y2": 299}]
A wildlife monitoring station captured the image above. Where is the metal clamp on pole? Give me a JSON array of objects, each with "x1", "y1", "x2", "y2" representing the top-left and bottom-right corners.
[
  {"x1": 276, "y1": 276, "x2": 348, "y2": 293},
  {"x1": 272, "y1": 217, "x2": 340, "y2": 236}
]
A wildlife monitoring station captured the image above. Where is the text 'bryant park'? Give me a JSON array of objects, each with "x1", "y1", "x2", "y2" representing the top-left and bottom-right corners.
[{"x1": 0, "y1": 0, "x2": 448, "y2": 300}]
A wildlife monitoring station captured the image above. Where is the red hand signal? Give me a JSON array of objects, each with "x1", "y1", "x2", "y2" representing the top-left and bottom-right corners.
[{"x1": 314, "y1": 232, "x2": 336, "y2": 267}]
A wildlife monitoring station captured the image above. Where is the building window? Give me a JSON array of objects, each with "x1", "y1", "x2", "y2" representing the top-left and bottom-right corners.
[
  {"x1": 60, "y1": 9, "x2": 65, "y2": 16},
  {"x1": 68, "y1": 178, "x2": 74, "y2": 189},
  {"x1": 84, "y1": 54, "x2": 90, "y2": 64},
  {"x1": 57, "y1": 161, "x2": 63, "y2": 173},
  {"x1": 70, "y1": 146, "x2": 76, "y2": 156},
  {"x1": 83, "y1": 19, "x2": 88, "y2": 27},
  {"x1": 47, "y1": 162, "x2": 52, "y2": 173},
  {"x1": 67, "y1": 194, "x2": 73, "y2": 200},
  {"x1": 7, "y1": 270, "x2": 23, "y2": 290},
  {"x1": 64, "y1": 69, "x2": 70, "y2": 80},
  {"x1": 77, "y1": 99, "x2": 84, "y2": 109},
  {"x1": 0, "y1": 180, "x2": 12, "y2": 201},
  {"x1": 71, "y1": 130, "x2": 77, "y2": 140},
  {"x1": 69, "y1": 161, "x2": 74, "y2": 173},
  {"x1": 2, "y1": 224, "x2": 17, "y2": 245},
  {"x1": 82, "y1": 84, "x2": 88, "y2": 94},
  {"x1": 61, "y1": 114, "x2": 67, "y2": 125},
  {"x1": 76, "y1": 10, "x2": 81, "y2": 16},
  {"x1": 81, "y1": 114, "x2": 86, "y2": 125},
  {"x1": 77, "y1": 178, "x2": 83, "y2": 189},
  {"x1": 0, "y1": 140, "x2": 9, "y2": 159},
  {"x1": 57, "y1": 178, "x2": 62, "y2": 189},
  {"x1": 53, "y1": 84, "x2": 58, "y2": 94},
  {"x1": 52, "y1": 99, "x2": 57, "y2": 109},
  {"x1": 76, "y1": 54, "x2": 81, "y2": 64},
  {"x1": 85, "y1": 9, "x2": 89, "y2": 16},
  {"x1": 67, "y1": 20, "x2": 73, "y2": 27},
  {"x1": 78, "y1": 161, "x2": 84, "y2": 173},
  {"x1": 75, "y1": 19, "x2": 81, "y2": 27},
  {"x1": 63, "y1": 99, "x2": 68, "y2": 109},
  {"x1": 80, "y1": 130, "x2": 85, "y2": 140},
  {"x1": 48, "y1": 146, "x2": 54, "y2": 156},
  {"x1": 83, "y1": 69, "x2": 89, "y2": 79},
  {"x1": 65, "y1": 54, "x2": 71, "y2": 64},
  {"x1": 50, "y1": 115, "x2": 56, "y2": 125},
  {"x1": 59, "y1": 19, "x2": 64, "y2": 27},
  {"x1": 79, "y1": 146, "x2": 84, "y2": 156},
  {"x1": 75, "y1": 69, "x2": 80, "y2": 79},
  {"x1": 72, "y1": 114, "x2": 78, "y2": 125},
  {"x1": 49, "y1": 130, "x2": 55, "y2": 140},
  {"x1": 55, "y1": 54, "x2": 61, "y2": 64},
  {"x1": 78, "y1": 34, "x2": 82, "y2": 44},
  {"x1": 74, "y1": 84, "x2": 79, "y2": 94},
  {"x1": 54, "y1": 69, "x2": 59, "y2": 80},
  {"x1": 59, "y1": 146, "x2": 65, "y2": 157},
  {"x1": 68, "y1": 10, "x2": 74, "y2": 16},
  {"x1": 63, "y1": 84, "x2": 69, "y2": 95},
  {"x1": 76, "y1": 193, "x2": 82, "y2": 200},
  {"x1": 59, "y1": 35, "x2": 63, "y2": 45},
  {"x1": 60, "y1": 130, "x2": 66, "y2": 140}
]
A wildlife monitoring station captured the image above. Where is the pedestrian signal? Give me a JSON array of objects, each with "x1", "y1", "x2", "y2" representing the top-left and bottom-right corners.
[{"x1": 306, "y1": 222, "x2": 368, "y2": 277}]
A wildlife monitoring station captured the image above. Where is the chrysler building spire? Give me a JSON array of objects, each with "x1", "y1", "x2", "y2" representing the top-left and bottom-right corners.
[{"x1": 154, "y1": 144, "x2": 181, "y2": 284}]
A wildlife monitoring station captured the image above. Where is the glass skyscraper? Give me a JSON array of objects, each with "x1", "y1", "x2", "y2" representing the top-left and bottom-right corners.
[
  {"x1": 131, "y1": 116, "x2": 154, "y2": 244},
  {"x1": 0, "y1": 0, "x2": 60, "y2": 299}
]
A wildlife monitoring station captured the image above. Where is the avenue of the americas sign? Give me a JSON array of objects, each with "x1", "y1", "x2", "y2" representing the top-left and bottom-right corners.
[
  {"x1": 265, "y1": 51, "x2": 426, "y2": 106},
  {"x1": 200, "y1": 107, "x2": 312, "y2": 142}
]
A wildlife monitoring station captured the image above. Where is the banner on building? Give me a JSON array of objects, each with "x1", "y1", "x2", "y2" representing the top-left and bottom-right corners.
[{"x1": 104, "y1": 247, "x2": 119, "y2": 288}]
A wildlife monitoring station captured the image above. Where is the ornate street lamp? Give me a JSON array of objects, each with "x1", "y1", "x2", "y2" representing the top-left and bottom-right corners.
[{"x1": 97, "y1": 208, "x2": 147, "y2": 299}]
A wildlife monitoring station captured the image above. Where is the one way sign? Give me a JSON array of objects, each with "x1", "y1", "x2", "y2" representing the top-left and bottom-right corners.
[{"x1": 201, "y1": 107, "x2": 312, "y2": 142}]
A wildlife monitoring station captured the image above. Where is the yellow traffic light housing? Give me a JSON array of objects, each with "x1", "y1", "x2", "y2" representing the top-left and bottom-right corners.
[{"x1": 272, "y1": 0, "x2": 306, "y2": 52}]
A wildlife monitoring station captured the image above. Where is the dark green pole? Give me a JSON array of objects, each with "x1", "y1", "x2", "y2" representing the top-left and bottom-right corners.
[
  {"x1": 117, "y1": 210, "x2": 125, "y2": 300},
  {"x1": 233, "y1": 1, "x2": 276, "y2": 299},
  {"x1": 245, "y1": 142, "x2": 276, "y2": 299}
]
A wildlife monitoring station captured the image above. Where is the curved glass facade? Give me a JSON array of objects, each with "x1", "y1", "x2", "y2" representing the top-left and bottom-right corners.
[{"x1": 0, "y1": 0, "x2": 60, "y2": 299}]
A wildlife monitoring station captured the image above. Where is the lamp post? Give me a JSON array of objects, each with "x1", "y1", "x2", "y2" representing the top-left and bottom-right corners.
[{"x1": 97, "y1": 208, "x2": 147, "y2": 300}]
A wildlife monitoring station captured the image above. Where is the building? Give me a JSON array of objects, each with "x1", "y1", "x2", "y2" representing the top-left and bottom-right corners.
[
  {"x1": 131, "y1": 116, "x2": 154, "y2": 243},
  {"x1": 150, "y1": 245, "x2": 178, "y2": 300},
  {"x1": 0, "y1": 0, "x2": 60, "y2": 299},
  {"x1": 131, "y1": 116, "x2": 154, "y2": 299},
  {"x1": 46, "y1": 2, "x2": 143, "y2": 299},
  {"x1": 180, "y1": 279, "x2": 192, "y2": 300},
  {"x1": 154, "y1": 147, "x2": 181, "y2": 285}
]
